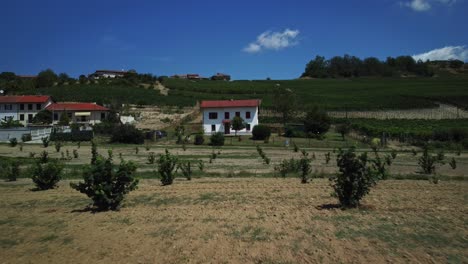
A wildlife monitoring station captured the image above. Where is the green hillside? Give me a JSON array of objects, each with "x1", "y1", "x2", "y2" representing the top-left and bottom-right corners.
[{"x1": 16, "y1": 76, "x2": 468, "y2": 111}]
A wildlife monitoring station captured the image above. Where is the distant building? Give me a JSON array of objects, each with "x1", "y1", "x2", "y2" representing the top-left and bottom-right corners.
[
  {"x1": 211, "y1": 73, "x2": 231, "y2": 81},
  {"x1": 187, "y1": 74, "x2": 201, "y2": 80},
  {"x1": 200, "y1": 99, "x2": 261, "y2": 135},
  {"x1": 171, "y1": 74, "x2": 188, "y2": 79},
  {"x1": 46, "y1": 102, "x2": 110, "y2": 125},
  {"x1": 16, "y1": 75, "x2": 38, "y2": 79},
  {"x1": 0, "y1": 95, "x2": 53, "y2": 125},
  {"x1": 89, "y1": 70, "x2": 127, "y2": 79}
]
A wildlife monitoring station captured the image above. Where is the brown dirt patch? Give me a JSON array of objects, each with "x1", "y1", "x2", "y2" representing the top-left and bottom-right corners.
[{"x1": 1, "y1": 178, "x2": 466, "y2": 263}]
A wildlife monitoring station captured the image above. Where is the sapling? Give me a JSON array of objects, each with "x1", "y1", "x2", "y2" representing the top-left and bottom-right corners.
[
  {"x1": 449, "y1": 157, "x2": 457, "y2": 170},
  {"x1": 325, "y1": 152, "x2": 331, "y2": 164}
]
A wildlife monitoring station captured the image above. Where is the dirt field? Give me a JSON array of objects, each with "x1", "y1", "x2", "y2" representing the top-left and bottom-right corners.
[{"x1": 0, "y1": 178, "x2": 466, "y2": 263}]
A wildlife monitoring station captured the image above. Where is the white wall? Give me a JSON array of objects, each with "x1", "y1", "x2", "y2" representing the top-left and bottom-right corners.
[
  {"x1": 51, "y1": 111, "x2": 107, "y2": 125},
  {"x1": 0, "y1": 99, "x2": 52, "y2": 125},
  {"x1": 202, "y1": 106, "x2": 259, "y2": 135}
]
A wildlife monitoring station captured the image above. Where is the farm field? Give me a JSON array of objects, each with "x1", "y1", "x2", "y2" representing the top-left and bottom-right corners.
[
  {"x1": 1, "y1": 139, "x2": 467, "y2": 179},
  {"x1": 0, "y1": 178, "x2": 467, "y2": 263},
  {"x1": 18, "y1": 76, "x2": 468, "y2": 111}
]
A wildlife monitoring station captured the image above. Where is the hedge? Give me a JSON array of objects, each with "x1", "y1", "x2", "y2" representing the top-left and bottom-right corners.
[{"x1": 50, "y1": 131, "x2": 94, "y2": 142}]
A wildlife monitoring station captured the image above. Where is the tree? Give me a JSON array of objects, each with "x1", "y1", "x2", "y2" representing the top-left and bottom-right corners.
[
  {"x1": 0, "y1": 72, "x2": 17, "y2": 81},
  {"x1": 158, "y1": 149, "x2": 178, "y2": 186},
  {"x1": 79, "y1": 74, "x2": 88, "y2": 84},
  {"x1": 110, "y1": 124, "x2": 145, "y2": 144},
  {"x1": 36, "y1": 69, "x2": 58, "y2": 88},
  {"x1": 449, "y1": 59, "x2": 464, "y2": 69},
  {"x1": 303, "y1": 106, "x2": 331, "y2": 137},
  {"x1": 58, "y1": 73, "x2": 71, "y2": 85},
  {"x1": 231, "y1": 116, "x2": 245, "y2": 136},
  {"x1": 210, "y1": 132, "x2": 225, "y2": 146},
  {"x1": 58, "y1": 112, "x2": 70, "y2": 126},
  {"x1": 31, "y1": 151, "x2": 63, "y2": 190},
  {"x1": 331, "y1": 148, "x2": 378, "y2": 208},
  {"x1": 335, "y1": 122, "x2": 351, "y2": 140},
  {"x1": 32, "y1": 110, "x2": 53, "y2": 124},
  {"x1": 302, "y1": 55, "x2": 328, "y2": 78},
  {"x1": 70, "y1": 149, "x2": 139, "y2": 211},
  {"x1": 273, "y1": 88, "x2": 297, "y2": 124}
]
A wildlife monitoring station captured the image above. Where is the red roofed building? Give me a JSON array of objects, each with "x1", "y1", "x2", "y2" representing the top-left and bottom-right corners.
[
  {"x1": 0, "y1": 95, "x2": 53, "y2": 125},
  {"x1": 46, "y1": 102, "x2": 110, "y2": 125},
  {"x1": 200, "y1": 99, "x2": 261, "y2": 135}
]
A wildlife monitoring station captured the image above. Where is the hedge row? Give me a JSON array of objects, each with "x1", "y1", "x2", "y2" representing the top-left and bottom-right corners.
[{"x1": 50, "y1": 131, "x2": 94, "y2": 142}]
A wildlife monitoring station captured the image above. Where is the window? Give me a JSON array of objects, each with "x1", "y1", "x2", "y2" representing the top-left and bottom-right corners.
[
  {"x1": 101, "y1": 112, "x2": 106, "y2": 120},
  {"x1": 28, "y1": 104, "x2": 33, "y2": 110},
  {"x1": 211, "y1": 124, "x2": 216, "y2": 132},
  {"x1": 224, "y1": 112, "x2": 230, "y2": 119},
  {"x1": 246, "y1": 111, "x2": 251, "y2": 119},
  {"x1": 53, "y1": 113, "x2": 58, "y2": 121},
  {"x1": 208, "y1": 112, "x2": 218, "y2": 119},
  {"x1": 36, "y1": 104, "x2": 41, "y2": 110},
  {"x1": 80, "y1": 116, "x2": 87, "y2": 122},
  {"x1": 235, "y1": 112, "x2": 240, "y2": 117},
  {"x1": 5, "y1": 104, "x2": 12, "y2": 111},
  {"x1": 20, "y1": 104, "x2": 25, "y2": 110},
  {"x1": 67, "y1": 112, "x2": 72, "y2": 118},
  {"x1": 28, "y1": 114, "x2": 33, "y2": 121},
  {"x1": 20, "y1": 114, "x2": 24, "y2": 121},
  {"x1": 246, "y1": 124, "x2": 251, "y2": 131}
]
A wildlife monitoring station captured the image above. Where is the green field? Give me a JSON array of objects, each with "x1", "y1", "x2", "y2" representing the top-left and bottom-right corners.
[{"x1": 19, "y1": 76, "x2": 468, "y2": 111}]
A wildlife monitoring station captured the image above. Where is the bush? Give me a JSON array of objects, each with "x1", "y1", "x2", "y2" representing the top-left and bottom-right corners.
[
  {"x1": 32, "y1": 152, "x2": 63, "y2": 190},
  {"x1": 194, "y1": 134, "x2": 205, "y2": 145},
  {"x1": 210, "y1": 132, "x2": 225, "y2": 146},
  {"x1": 330, "y1": 148, "x2": 378, "y2": 208},
  {"x1": 55, "y1": 141, "x2": 62, "y2": 152},
  {"x1": 158, "y1": 149, "x2": 178, "y2": 185},
  {"x1": 274, "y1": 158, "x2": 300, "y2": 177},
  {"x1": 42, "y1": 137, "x2": 50, "y2": 148},
  {"x1": 252, "y1": 125, "x2": 271, "y2": 140},
  {"x1": 50, "y1": 131, "x2": 93, "y2": 142},
  {"x1": 299, "y1": 151, "x2": 312, "y2": 183},
  {"x1": 21, "y1": 134, "x2": 32, "y2": 142},
  {"x1": 70, "y1": 149, "x2": 139, "y2": 211},
  {"x1": 1, "y1": 160, "x2": 20, "y2": 181},
  {"x1": 418, "y1": 146, "x2": 443, "y2": 176},
  {"x1": 111, "y1": 124, "x2": 145, "y2": 144},
  {"x1": 178, "y1": 161, "x2": 192, "y2": 181},
  {"x1": 9, "y1": 138, "x2": 18, "y2": 147},
  {"x1": 147, "y1": 152, "x2": 156, "y2": 164}
]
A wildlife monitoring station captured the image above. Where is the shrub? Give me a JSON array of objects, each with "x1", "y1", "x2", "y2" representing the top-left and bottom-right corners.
[
  {"x1": 449, "y1": 157, "x2": 457, "y2": 170},
  {"x1": 111, "y1": 124, "x2": 145, "y2": 144},
  {"x1": 390, "y1": 149, "x2": 397, "y2": 159},
  {"x1": 70, "y1": 149, "x2": 139, "y2": 211},
  {"x1": 147, "y1": 152, "x2": 156, "y2": 164},
  {"x1": 325, "y1": 152, "x2": 331, "y2": 164},
  {"x1": 370, "y1": 149, "x2": 392, "y2": 180},
  {"x1": 256, "y1": 145, "x2": 270, "y2": 165},
  {"x1": 1, "y1": 160, "x2": 20, "y2": 181},
  {"x1": 210, "y1": 132, "x2": 225, "y2": 146},
  {"x1": 42, "y1": 137, "x2": 50, "y2": 148},
  {"x1": 55, "y1": 141, "x2": 62, "y2": 152},
  {"x1": 299, "y1": 151, "x2": 312, "y2": 184},
  {"x1": 135, "y1": 147, "x2": 139, "y2": 154},
  {"x1": 198, "y1": 160, "x2": 204, "y2": 171},
  {"x1": 418, "y1": 146, "x2": 443, "y2": 177},
  {"x1": 178, "y1": 161, "x2": 192, "y2": 181},
  {"x1": 194, "y1": 134, "x2": 205, "y2": 145},
  {"x1": 9, "y1": 138, "x2": 18, "y2": 147},
  {"x1": 158, "y1": 149, "x2": 178, "y2": 185},
  {"x1": 21, "y1": 134, "x2": 32, "y2": 142},
  {"x1": 303, "y1": 106, "x2": 331, "y2": 136},
  {"x1": 293, "y1": 143, "x2": 299, "y2": 152},
  {"x1": 252, "y1": 125, "x2": 271, "y2": 140},
  {"x1": 73, "y1": 149, "x2": 79, "y2": 159},
  {"x1": 330, "y1": 148, "x2": 378, "y2": 208},
  {"x1": 32, "y1": 151, "x2": 63, "y2": 190},
  {"x1": 274, "y1": 158, "x2": 300, "y2": 177},
  {"x1": 50, "y1": 131, "x2": 93, "y2": 142},
  {"x1": 335, "y1": 122, "x2": 351, "y2": 140}
]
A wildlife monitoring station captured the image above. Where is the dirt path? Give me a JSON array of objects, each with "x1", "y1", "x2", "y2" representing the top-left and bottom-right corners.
[{"x1": 155, "y1": 81, "x2": 169, "y2": 96}]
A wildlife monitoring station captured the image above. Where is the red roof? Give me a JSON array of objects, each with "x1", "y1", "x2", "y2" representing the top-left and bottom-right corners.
[
  {"x1": 200, "y1": 99, "x2": 261, "y2": 108},
  {"x1": 0, "y1": 95, "x2": 51, "y2": 103},
  {"x1": 46, "y1": 102, "x2": 109, "y2": 111}
]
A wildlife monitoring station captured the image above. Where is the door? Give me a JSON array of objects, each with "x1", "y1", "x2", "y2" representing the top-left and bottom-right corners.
[{"x1": 224, "y1": 123, "x2": 230, "y2": 134}]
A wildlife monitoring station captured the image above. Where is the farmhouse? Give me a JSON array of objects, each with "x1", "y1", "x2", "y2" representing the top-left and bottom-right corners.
[
  {"x1": 200, "y1": 99, "x2": 261, "y2": 135},
  {"x1": 0, "y1": 95, "x2": 53, "y2": 125},
  {"x1": 89, "y1": 70, "x2": 127, "y2": 79},
  {"x1": 46, "y1": 102, "x2": 110, "y2": 125}
]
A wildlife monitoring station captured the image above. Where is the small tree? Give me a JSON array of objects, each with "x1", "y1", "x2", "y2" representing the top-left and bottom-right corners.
[
  {"x1": 299, "y1": 151, "x2": 312, "y2": 183},
  {"x1": 252, "y1": 125, "x2": 271, "y2": 140},
  {"x1": 303, "y1": 106, "x2": 331, "y2": 137},
  {"x1": 55, "y1": 141, "x2": 62, "y2": 152},
  {"x1": 32, "y1": 110, "x2": 53, "y2": 124},
  {"x1": 58, "y1": 113, "x2": 70, "y2": 126},
  {"x1": 9, "y1": 138, "x2": 18, "y2": 147},
  {"x1": 158, "y1": 149, "x2": 178, "y2": 186},
  {"x1": 32, "y1": 151, "x2": 63, "y2": 190},
  {"x1": 111, "y1": 124, "x2": 145, "y2": 144},
  {"x1": 449, "y1": 158, "x2": 457, "y2": 170},
  {"x1": 1, "y1": 161, "x2": 20, "y2": 182},
  {"x1": 210, "y1": 132, "x2": 225, "y2": 146},
  {"x1": 231, "y1": 116, "x2": 246, "y2": 136},
  {"x1": 42, "y1": 137, "x2": 50, "y2": 148},
  {"x1": 335, "y1": 122, "x2": 351, "y2": 140},
  {"x1": 330, "y1": 148, "x2": 378, "y2": 208},
  {"x1": 325, "y1": 152, "x2": 331, "y2": 164},
  {"x1": 70, "y1": 148, "x2": 139, "y2": 211},
  {"x1": 178, "y1": 161, "x2": 192, "y2": 181},
  {"x1": 147, "y1": 152, "x2": 156, "y2": 164},
  {"x1": 418, "y1": 146, "x2": 444, "y2": 177}
]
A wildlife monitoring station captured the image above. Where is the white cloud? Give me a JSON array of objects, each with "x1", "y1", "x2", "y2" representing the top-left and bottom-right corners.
[
  {"x1": 412, "y1": 46, "x2": 468, "y2": 61},
  {"x1": 401, "y1": 0, "x2": 458, "y2": 11},
  {"x1": 243, "y1": 29, "x2": 300, "y2": 53}
]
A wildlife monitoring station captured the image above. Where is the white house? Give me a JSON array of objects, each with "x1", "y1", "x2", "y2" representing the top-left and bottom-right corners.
[
  {"x1": 89, "y1": 70, "x2": 127, "y2": 79},
  {"x1": 0, "y1": 95, "x2": 53, "y2": 125},
  {"x1": 200, "y1": 99, "x2": 261, "y2": 135},
  {"x1": 46, "y1": 102, "x2": 110, "y2": 125}
]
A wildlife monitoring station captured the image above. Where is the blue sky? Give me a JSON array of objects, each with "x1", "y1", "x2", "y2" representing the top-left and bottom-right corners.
[{"x1": 1, "y1": 0, "x2": 467, "y2": 80}]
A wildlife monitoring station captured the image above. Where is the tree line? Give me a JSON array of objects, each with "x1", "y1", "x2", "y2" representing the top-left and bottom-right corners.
[
  {"x1": 301, "y1": 54, "x2": 465, "y2": 78},
  {"x1": 0, "y1": 69, "x2": 159, "y2": 91}
]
